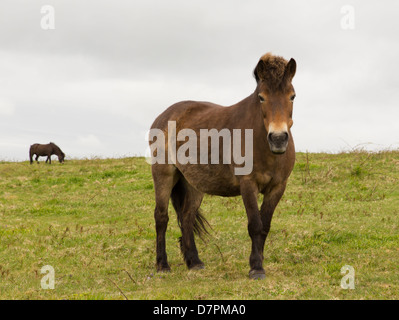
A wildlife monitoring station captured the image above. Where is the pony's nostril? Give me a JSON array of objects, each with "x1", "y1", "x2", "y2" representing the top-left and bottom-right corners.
[
  {"x1": 282, "y1": 132, "x2": 288, "y2": 141},
  {"x1": 268, "y1": 132, "x2": 288, "y2": 144}
]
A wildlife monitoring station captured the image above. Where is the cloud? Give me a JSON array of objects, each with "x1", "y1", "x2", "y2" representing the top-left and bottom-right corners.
[{"x1": 0, "y1": 0, "x2": 398, "y2": 160}]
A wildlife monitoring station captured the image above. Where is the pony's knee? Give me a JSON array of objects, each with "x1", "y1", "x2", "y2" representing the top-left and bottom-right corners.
[
  {"x1": 154, "y1": 205, "x2": 169, "y2": 224},
  {"x1": 247, "y1": 219, "x2": 264, "y2": 238}
]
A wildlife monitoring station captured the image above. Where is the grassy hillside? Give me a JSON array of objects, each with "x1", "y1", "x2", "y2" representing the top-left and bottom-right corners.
[{"x1": 0, "y1": 151, "x2": 398, "y2": 299}]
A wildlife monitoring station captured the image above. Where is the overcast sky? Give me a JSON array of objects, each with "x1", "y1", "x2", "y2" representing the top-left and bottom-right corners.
[{"x1": 1, "y1": 0, "x2": 398, "y2": 161}]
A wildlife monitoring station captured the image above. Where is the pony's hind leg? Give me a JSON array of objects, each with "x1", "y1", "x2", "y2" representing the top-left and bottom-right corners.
[
  {"x1": 171, "y1": 178, "x2": 206, "y2": 270},
  {"x1": 152, "y1": 164, "x2": 177, "y2": 272}
]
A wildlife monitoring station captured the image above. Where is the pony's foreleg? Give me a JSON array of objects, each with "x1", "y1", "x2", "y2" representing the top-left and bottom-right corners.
[
  {"x1": 46, "y1": 156, "x2": 51, "y2": 164},
  {"x1": 259, "y1": 183, "x2": 287, "y2": 257},
  {"x1": 240, "y1": 179, "x2": 265, "y2": 280}
]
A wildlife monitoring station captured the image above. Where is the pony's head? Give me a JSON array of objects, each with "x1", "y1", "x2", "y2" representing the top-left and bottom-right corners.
[
  {"x1": 59, "y1": 152, "x2": 65, "y2": 163},
  {"x1": 254, "y1": 53, "x2": 296, "y2": 154},
  {"x1": 50, "y1": 142, "x2": 65, "y2": 163}
]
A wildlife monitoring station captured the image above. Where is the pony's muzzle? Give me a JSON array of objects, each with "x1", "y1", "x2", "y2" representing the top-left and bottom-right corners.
[{"x1": 268, "y1": 131, "x2": 289, "y2": 154}]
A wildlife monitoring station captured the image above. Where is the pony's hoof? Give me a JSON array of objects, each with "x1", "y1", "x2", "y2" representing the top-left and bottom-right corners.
[
  {"x1": 156, "y1": 265, "x2": 171, "y2": 273},
  {"x1": 249, "y1": 269, "x2": 266, "y2": 280},
  {"x1": 189, "y1": 263, "x2": 205, "y2": 270}
]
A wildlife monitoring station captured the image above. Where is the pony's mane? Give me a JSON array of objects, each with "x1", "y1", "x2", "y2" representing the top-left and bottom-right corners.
[
  {"x1": 254, "y1": 53, "x2": 289, "y2": 91},
  {"x1": 50, "y1": 142, "x2": 62, "y2": 153}
]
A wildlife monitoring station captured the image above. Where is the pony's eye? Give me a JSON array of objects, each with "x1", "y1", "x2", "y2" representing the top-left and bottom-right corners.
[
  {"x1": 290, "y1": 94, "x2": 296, "y2": 102},
  {"x1": 258, "y1": 94, "x2": 265, "y2": 103}
]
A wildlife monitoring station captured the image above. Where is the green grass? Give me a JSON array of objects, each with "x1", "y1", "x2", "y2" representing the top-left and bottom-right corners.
[{"x1": 0, "y1": 151, "x2": 398, "y2": 299}]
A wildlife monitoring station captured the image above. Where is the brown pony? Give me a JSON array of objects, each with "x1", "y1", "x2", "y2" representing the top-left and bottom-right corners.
[
  {"x1": 29, "y1": 142, "x2": 65, "y2": 164},
  {"x1": 149, "y1": 53, "x2": 297, "y2": 279}
]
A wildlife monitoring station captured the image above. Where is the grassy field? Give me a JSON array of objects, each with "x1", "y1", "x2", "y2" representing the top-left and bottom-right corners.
[{"x1": 0, "y1": 151, "x2": 398, "y2": 300}]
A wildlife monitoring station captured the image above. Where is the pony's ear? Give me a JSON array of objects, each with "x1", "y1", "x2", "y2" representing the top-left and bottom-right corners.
[
  {"x1": 253, "y1": 59, "x2": 266, "y2": 83},
  {"x1": 283, "y1": 58, "x2": 296, "y2": 83}
]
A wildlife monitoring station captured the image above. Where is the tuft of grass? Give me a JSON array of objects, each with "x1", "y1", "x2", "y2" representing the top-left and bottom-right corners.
[{"x1": 0, "y1": 151, "x2": 398, "y2": 300}]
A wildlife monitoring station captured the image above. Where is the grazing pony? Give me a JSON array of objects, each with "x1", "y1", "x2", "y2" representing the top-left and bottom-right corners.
[
  {"x1": 149, "y1": 53, "x2": 297, "y2": 279},
  {"x1": 29, "y1": 142, "x2": 65, "y2": 164}
]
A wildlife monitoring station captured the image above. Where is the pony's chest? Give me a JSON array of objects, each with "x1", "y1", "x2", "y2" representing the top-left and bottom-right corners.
[{"x1": 256, "y1": 172, "x2": 273, "y2": 192}]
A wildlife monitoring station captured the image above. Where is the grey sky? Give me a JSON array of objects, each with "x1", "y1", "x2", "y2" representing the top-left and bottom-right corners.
[{"x1": 1, "y1": 0, "x2": 398, "y2": 161}]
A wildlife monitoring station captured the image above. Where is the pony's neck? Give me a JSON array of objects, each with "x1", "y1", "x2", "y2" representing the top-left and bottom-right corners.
[
  {"x1": 52, "y1": 144, "x2": 61, "y2": 154},
  {"x1": 231, "y1": 92, "x2": 263, "y2": 126}
]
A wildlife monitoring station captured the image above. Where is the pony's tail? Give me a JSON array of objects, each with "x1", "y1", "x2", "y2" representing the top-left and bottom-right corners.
[
  {"x1": 171, "y1": 178, "x2": 211, "y2": 241},
  {"x1": 29, "y1": 145, "x2": 34, "y2": 164}
]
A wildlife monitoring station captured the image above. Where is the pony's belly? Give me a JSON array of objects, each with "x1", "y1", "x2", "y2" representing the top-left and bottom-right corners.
[
  {"x1": 198, "y1": 183, "x2": 241, "y2": 197},
  {"x1": 177, "y1": 164, "x2": 241, "y2": 197}
]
